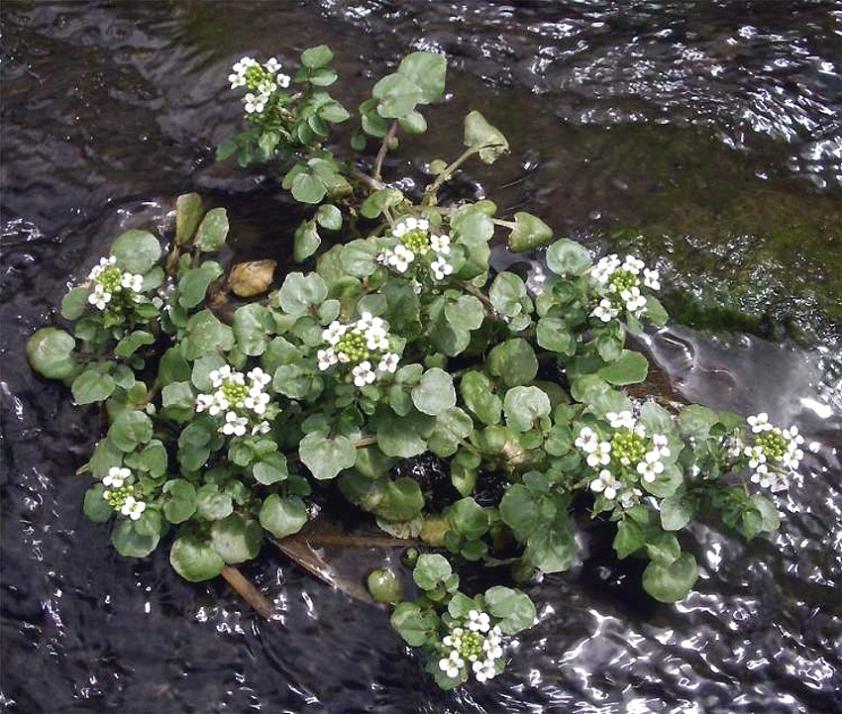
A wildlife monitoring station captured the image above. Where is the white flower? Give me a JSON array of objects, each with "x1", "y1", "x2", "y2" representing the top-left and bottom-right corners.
[
  {"x1": 317, "y1": 348, "x2": 338, "y2": 371},
  {"x1": 431, "y1": 257, "x2": 453, "y2": 281},
  {"x1": 590, "y1": 469, "x2": 618, "y2": 500},
  {"x1": 592, "y1": 298, "x2": 619, "y2": 322},
  {"x1": 621, "y1": 286, "x2": 647, "y2": 314},
  {"x1": 586, "y1": 441, "x2": 612, "y2": 468},
  {"x1": 103, "y1": 466, "x2": 130, "y2": 488},
  {"x1": 606, "y1": 410, "x2": 636, "y2": 431},
  {"x1": 121, "y1": 496, "x2": 146, "y2": 521},
  {"x1": 352, "y1": 361, "x2": 377, "y2": 388},
  {"x1": 643, "y1": 268, "x2": 661, "y2": 290},
  {"x1": 88, "y1": 256, "x2": 116, "y2": 280},
  {"x1": 252, "y1": 420, "x2": 271, "y2": 436},
  {"x1": 243, "y1": 92, "x2": 266, "y2": 114},
  {"x1": 88, "y1": 286, "x2": 112, "y2": 310},
  {"x1": 747, "y1": 413, "x2": 772, "y2": 433},
  {"x1": 222, "y1": 411, "x2": 248, "y2": 437},
  {"x1": 575, "y1": 427, "x2": 599, "y2": 453},
  {"x1": 378, "y1": 352, "x2": 399, "y2": 373},
  {"x1": 430, "y1": 233, "x2": 451, "y2": 255},
  {"x1": 322, "y1": 321, "x2": 347, "y2": 346},
  {"x1": 467, "y1": 609, "x2": 491, "y2": 633},
  {"x1": 751, "y1": 468, "x2": 786, "y2": 492},
  {"x1": 473, "y1": 659, "x2": 497, "y2": 683},
  {"x1": 744, "y1": 445, "x2": 767, "y2": 469},
  {"x1": 247, "y1": 367, "x2": 271, "y2": 387},
  {"x1": 592, "y1": 254, "x2": 620, "y2": 284},
  {"x1": 622, "y1": 255, "x2": 645, "y2": 275},
  {"x1": 244, "y1": 391, "x2": 270, "y2": 415},
  {"x1": 121, "y1": 272, "x2": 144, "y2": 292},
  {"x1": 636, "y1": 457, "x2": 664, "y2": 483},
  {"x1": 439, "y1": 651, "x2": 464, "y2": 679},
  {"x1": 619, "y1": 487, "x2": 643, "y2": 509}
]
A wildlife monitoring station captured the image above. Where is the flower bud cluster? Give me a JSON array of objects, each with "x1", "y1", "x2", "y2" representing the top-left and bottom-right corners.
[
  {"x1": 87, "y1": 256, "x2": 145, "y2": 313},
  {"x1": 228, "y1": 56, "x2": 291, "y2": 122},
  {"x1": 377, "y1": 216, "x2": 454, "y2": 284},
  {"x1": 317, "y1": 312, "x2": 399, "y2": 388},
  {"x1": 575, "y1": 410, "x2": 671, "y2": 507},
  {"x1": 437, "y1": 610, "x2": 504, "y2": 683},
  {"x1": 743, "y1": 412, "x2": 804, "y2": 491},
  {"x1": 102, "y1": 466, "x2": 147, "y2": 520},
  {"x1": 195, "y1": 366, "x2": 274, "y2": 437},
  {"x1": 591, "y1": 254, "x2": 660, "y2": 321}
]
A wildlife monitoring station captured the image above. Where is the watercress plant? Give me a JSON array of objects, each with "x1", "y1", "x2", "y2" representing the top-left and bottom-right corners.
[{"x1": 27, "y1": 46, "x2": 806, "y2": 689}]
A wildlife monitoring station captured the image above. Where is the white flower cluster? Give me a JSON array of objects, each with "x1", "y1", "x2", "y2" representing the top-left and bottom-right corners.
[
  {"x1": 195, "y1": 366, "x2": 273, "y2": 437},
  {"x1": 575, "y1": 410, "x2": 672, "y2": 507},
  {"x1": 228, "y1": 56, "x2": 291, "y2": 116},
  {"x1": 317, "y1": 312, "x2": 399, "y2": 387},
  {"x1": 438, "y1": 610, "x2": 503, "y2": 683},
  {"x1": 101, "y1": 466, "x2": 147, "y2": 520},
  {"x1": 86, "y1": 256, "x2": 144, "y2": 311},
  {"x1": 590, "y1": 253, "x2": 660, "y2": 321},
  {"x1": 743, "y1": 412, "x2": 804, "y2": 492},
  {"x1": 376, "y1": 216, "x2": 454, "y2": 282}
]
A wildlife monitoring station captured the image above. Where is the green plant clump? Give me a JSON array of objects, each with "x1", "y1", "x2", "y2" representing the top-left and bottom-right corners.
[{"x1": 27, "y1": 47, "x2": 807, "y2": 689}]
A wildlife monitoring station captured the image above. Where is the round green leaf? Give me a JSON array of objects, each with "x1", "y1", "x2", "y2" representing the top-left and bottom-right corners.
[
  {"x1": 83, "y1": 485, "x2": 113, "y2": 523},
  {"x1": 162, "y1": 479, "x2": 197, "y2": 524},
  {"x1": 110, "y1": 229, "x2": 161, "y2": 274},
  {"x1": 108, "y1": 410, "x2": 153, "y2": 452},
  {"x1": 111, "y1": 519, "x2": 159, "y2": 559},
  {"x1": 412, "y1": 553, "x2": 452, "y2": 591},
  {"x1": 178, "y1": 261, "x2": 223, "y2": 309},
  {"x1": 210, "y1": 514, "x2": 262, "y2": 564},
  {"x1": 642, "y1": 553, "x2": 699, "y2": 603},
  {"x1": 444, "y1": 294, "x2": 484, "y2": 331},
  {"x1": 484, "y1": 586, "x2": 536, "y2": 634},
  {"x1": 487, "y1": 338, "x2": 538, "y2": 387},
  {"x1": 598, "y1": 350, "x2": 649, "y2": 386},
  {"x1": 411, "y1": 368, "x2": 456, "y2": 416},
  {"x1": 60, "y1": 287, "x2": 89, "y2": 320},
  {"x1": 546, "y1": 238, "x2": 591, "y2": 276},
  {"x1": 169, "y1": 534, "x2": 224, "y2": 581},
  {"x1": 72, "y1": 367, "x2": 115, "y2": 405},
  {"x1": 503, "y1": 386, "x2": 551, "y2": 432},
  {"x1": 390, "y1": 602, "x2": 437, "y2": 646},
  {"x1": 27, "y1": 328, "x2": 77, "y2": 381},
  {"x1": 233, "y1": 303, "x2": 273, "y2": 356},
  {"x1": 195, "y1": 207, "x2": 229, "y2": 252},
  {"x1": 259, "y1": 494, "x2": 308, "y2": 539},
  {"x1": 299, "y1": 432, "x2": 356, "y2": 480},
  {"x1": 536, "y1": 317, "x2": 575, "y2": 355},
  {"x1": 509, "y1": 211, "x2": 552, "y2": 253},
  {"x1": 278, "y1": 272, "x2": 328, "y2": 316},
  {"x1": 315, "y1": 204, "x2": 342, "y2": 230}
]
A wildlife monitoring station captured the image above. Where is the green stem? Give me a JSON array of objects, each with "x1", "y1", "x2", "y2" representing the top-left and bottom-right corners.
[
  {"x1": 423, "y1": 147, "x2": 480, "y2": 205},
  {"x1": 372, "y1": 121, "x2": 398, "y2": 182}
]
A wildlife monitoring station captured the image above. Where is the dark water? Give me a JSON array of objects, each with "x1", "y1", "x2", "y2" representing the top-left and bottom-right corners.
[{"x1": 2, "y1": 1, "x2": 841, "y2": 712}]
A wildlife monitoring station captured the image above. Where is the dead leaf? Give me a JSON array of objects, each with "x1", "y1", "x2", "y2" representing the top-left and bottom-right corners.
[{"x1": 229, "y1": 260, "x2": 277, "y2": 297}]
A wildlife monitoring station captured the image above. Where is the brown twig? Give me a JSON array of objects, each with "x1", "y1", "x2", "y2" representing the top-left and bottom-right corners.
[
  {"x1": 372, "y1": 121, "x2": 398, "y2": 182},
  {"x1": 220, "y1": 565, "x2": 276, "y2": 620}
]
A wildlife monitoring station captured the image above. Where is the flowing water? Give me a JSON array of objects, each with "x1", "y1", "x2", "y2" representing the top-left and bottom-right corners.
[{"x1": 1, "y1": 1, "x2": 841, "y2": 712}]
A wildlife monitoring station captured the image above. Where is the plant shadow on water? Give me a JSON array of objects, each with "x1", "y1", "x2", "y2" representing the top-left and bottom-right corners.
[{"x1": 1, "y1": 1, "x2": 841, "y2": 712}]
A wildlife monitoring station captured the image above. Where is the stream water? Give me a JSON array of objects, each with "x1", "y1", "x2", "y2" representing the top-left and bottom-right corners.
[{"x1": 1, "y1": 2, "x2": 841, "y2": 712}]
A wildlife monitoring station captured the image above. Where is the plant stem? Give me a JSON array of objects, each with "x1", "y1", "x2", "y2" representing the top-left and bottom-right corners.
[
  {"x1": 372, "y1": 121, "x2": 398, "y2": 182},
  {"x1": 350, "y1": 167, "x2": 384, "y2": 192},
  {"x1": 461, "y1": 280, "x2": 497, "y2": 315},
  {"x1": 220, "y1": 566, "x2": 276, "y2": 620},
  {"x1": 492, "y1": 218, "x2": 517, "y2": 230},
  {"x1": 423, "y1": 147, "x2": 479, "y2": 205}
]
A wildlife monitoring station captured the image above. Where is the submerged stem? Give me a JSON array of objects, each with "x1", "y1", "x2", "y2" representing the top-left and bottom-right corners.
[{"x1": 220, "y1": 565, "x2": 276, "y2": 620}]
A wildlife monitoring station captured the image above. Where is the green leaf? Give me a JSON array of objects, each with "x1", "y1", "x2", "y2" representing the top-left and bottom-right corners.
[
  {"x1": 459, "y1": 371, "x2": 501, "y2": 425},
  {"x1": 158, "y1": 347, "x2": 191, "y2": 385},
  {"x1": 536, "y1": 317, "x2": 575, "y2": 355},
  {"x1": 301, "y1": 44, "x2": 334, "y2": 69},
  {"x1": 390, "y1": 602, "x2": 438, "y2": 646},
  {"x1": 398, "y1": 51, "x2": 446, "y2": 104},
  {"x1": 503, "y1": 386, "x2": 551, "y2": 432},
  {"x1": 444, "y1": 294, "x2": 484, "y2": 331},
  {"x1": 484, "y1": 586, "x2": 536, "y2": 635},
  {"x1": 175, "y1": 193, "x2": 203, "y2": 246},
  {"x1": 613, "y1": 519, "x2": 645, "y2": 558},
  {"x1": 740, "y1": 495, "x2": 780, "y2": 540},
  {"x1": 340, "y1": 239, "x2": 379, "y2": 277},
  {"x1": 259, "y1": 494, "x2": 308, "y2": 539},
  {"x1": 162, "y1": 479, "x2": 197, "y2": 524},
  {"x1": 642, "y1": 553, "x2": 698, "y2": 603},
  {"x1": 360, "y1": 188, "x2": 404, "y2": 219},
  {"x1": 598, "y1": 350, "x2": 649, "y2": 385},
  {"x1": 27, "y1": 328, "x2": 77, "y2": 381},
  {"x1": 111, "y1": 520, "x2": 160, "y2": 559},
  {"x1": 278, "y1": 272, "x2": 328, "y2": 315},
  {"x1": 210, "y1": 514, "x2": 262, "y2": 564},
  {"x1": 183, "y1": 310, "x2": 234, "y2": 360},
  {"x1": 294, "y1": 219, "x2": 321, "y2": 262},
  {"x1": 232, "y1": 303, "x2": 273, "y2": 356},
  {"x1": 315, "y1": 204, "x2": 342, "y2": 230},
  {"x1": 645, "y1": 295, "x2": 669, "y2": 326},
  {"x1": 114, "y1": 330, "x2": 154, "y2": 359},
  {"x1": 299, "y1": 431, "x2": 356, "y2": 480},
  {"x1": 178, "y1": 261, "x2": 223, "y2": 309},
  {"x1": 545, "y1": 238, "x2": 591, "y2": 276},
  {"x1": 413, "y1": 553, "x2": 452, "y2": 591},
  {"x1": 83, "y1": 485, "x2": 112, "y2": 523},
  {"x1": 196, "y1": 485, "x2": 233, "y2": 520},
  {"x1": 272, "y1": 363, "x2": 322, "y2": 401},
  {"x1": 376, "y1": 410, "x2": 432, "y2": 458},
  {"x1": 253, "y1": 453, "x2": 288, "y2": 485},
  {"x1": 524, "y1": 520, "x2": 577, "y2": 573},
  {"x1": 169, "y1": 534, "x2": 224, "y2": 581},
  {"x1": 463, "y1": 110, "x2": 509, "y2": 164},
  {"x1": 411, "y1": 368, "x2": 456, "y2": 416},
  {"x1": 60, "y1": 287, "x2": 89, "y2": 320},
  {"x1": 376, "y1": 478, "x2": 424, "y2": 521},
  {"x1": 509, "y1": 212, "x2": 552, "y2": 253},
  {"x1": 487, "y1": 338, "x2": 538, "y2": 387},
  {"x1": 195, "y1": 207, "x2": 229, "y2": 252},
  {"x1": 110, "y1": 229, "x2": 161, "y2": 274},
  {"x1": 489, "y1": 272, "x2": 527, "y2": 317},
  {"x1": 660, "y1": 495, "x2": 694, "y2": 531},
  {"x1": 677, "y1": 405, "x2": 718, "y2": 439},
  {"x1": 161, "y1": 381, "x2": 194, "y2": 422},
  {"x1": 108, "y1": 410, "x2": 153, "y2": 452},
  {"x1": 72, "y1": 367, "x2": 115, "y2": 404},
  {"x1": 447, "y1": 497, "x2": 488, "y2": 540},
  {"x1": 291, "y1": 172, "x2": 327, "y2": 204}
]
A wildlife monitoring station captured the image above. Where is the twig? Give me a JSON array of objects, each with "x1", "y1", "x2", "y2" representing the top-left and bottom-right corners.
[
  {"x1": 423, "y1": 147, "x2": 479, "y2": 204},
  {"x1": 350, "y1": 167, "x2": 385, "y2": 192},
  {"x1": 220, "y1": 565, "x2": 276, "y2": 619},
  {"x1": 372, "y1": 121, "x2": 398, "y2": 182}
]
